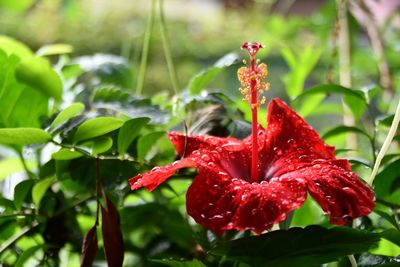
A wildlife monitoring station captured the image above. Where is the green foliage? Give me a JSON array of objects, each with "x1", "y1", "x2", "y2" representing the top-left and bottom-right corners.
[
  {"x1": 212, "y1": 226, "x2": 380, "y2": 267},
  {"x1": 0, "y1": 2, "x2": 400, "y2": 265}
]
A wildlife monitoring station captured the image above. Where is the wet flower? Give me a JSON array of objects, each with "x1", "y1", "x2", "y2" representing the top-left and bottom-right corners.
[{"x1": 129, "y1": 42, "x2": 375, "y2": 235}]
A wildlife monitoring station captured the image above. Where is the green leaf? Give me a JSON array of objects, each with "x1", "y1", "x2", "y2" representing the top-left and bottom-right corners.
[
  {"x1": 36, "y1": 44, "x2": 73, "y2": 56},
  {"x1": 14, "y1": 179, "x2": 35, "y2": 210},
  {"x1": 322, "y1": 125, "x2": 372, "y2": 141},
  {"x1": 52, "y1": 148, "x2": 84, "y2": 160},
  {"x1": 73, "y1": 117, "x2": 124, "y2": 143},
  {"x1": 137, "y1": 131, "x2": 165, "y2": 160},
  {"x1": 32, "y1": 177, "x2": 55, "y2": 208},
  {"x1": 117, "y1": 117, "x2": 150, "y2": 155},
  {"x1": 15, "y1": 56, "x2": 62, "y2": 101},
  {"x1": 0, "y1": 158, "x2": 34, "y2": 181},
  {"x1": 151, "y1": 259, "x2": 206, "y2": 267},
  {"x1": 373, "y1": 210, "x2": 400, "y2": 231},
  {"x1": 374, "y1": 159, "x2": 400, "y2": 205},
  {"x1": 0, "y1": 51, "x2": 48, "y2": 128},
  {"x1": 15, "y1": 245, "x2": 44, "y2": 267},
  {"x1": 370, "y1": 235, "x2": 400, "y2": 257},
  {"x1": 83, "y1": 137, "x2": 113, "y2": 155},
  {"x1": 0, "y1": 35, "x2": 33, "y2": 58},
  {"x1": 297, "y1": 94, "x2": 325, "y2": 118},
  {"x1": 187, "y1": 53, "x2": 238, "y2": 94},
  {"x1": 50, "y1": 102, "x2": 85, "y2": 128},
  {"x1": 0, "y1": 128, "x2": 51, "y2": 145},
  {"x1": 294, "y1": 84, "x2": 367, "y2": 102},
  {"x1": 211, "y1": 225, "x2": 380, "y2": 267}
]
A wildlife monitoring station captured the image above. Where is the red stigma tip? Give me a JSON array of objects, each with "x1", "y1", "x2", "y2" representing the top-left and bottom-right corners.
[{"x1": 241, "y1": 42, "x2": 264, "y2": 57}]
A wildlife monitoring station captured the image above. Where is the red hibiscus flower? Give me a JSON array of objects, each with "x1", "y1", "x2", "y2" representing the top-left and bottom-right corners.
[{"x1": 129, "y1": 42, "x2": 375, "y2": 235}]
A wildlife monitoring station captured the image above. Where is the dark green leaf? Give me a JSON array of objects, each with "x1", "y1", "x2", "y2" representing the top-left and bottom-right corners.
[
  {"x1": 80, "y1": 224, "x2": 98, "y2": 267},
  {"x1": 73, "y1": 117, "x2": 124, "y2": 143},
  {"x1": 101, "y1": 190, "x2": 124, "y2": 267},
  {"x1": 0, "y1": 128, "x2": 51, "y2": 145},
  {"x1": 374, "y1": 159, "x2": 400, "y2": 205},
  {"x1": 15, "y1": 56, "x2": 62, "y2": 101},
  {"x1": 380, "y1": 229, "x2": 400, "y2": 247},
  {"x1": 373, "y1": 210, "x2": 400, "y2": 231},
  {"x1": 50, "y1": 102, "x2": 85, "y2": 128},
  {"x1": 322, "y1": 125, "x2": 372, "y2": 141},
  {"x1": 117, "y1": 117, "x2": 150, "y2": 155},
  {"x1": 151, "y1": 259, "x2": 206, "y2": 267},
  {"x1": 211, "y1": 225, "x2": 380, "y2": 267},
  {"x1": 187, "y1": 53, "x2": 238, "y2": 94},
  {"x1": 294, "y1": 84, "x2": 366, "y2": 102},
  {"x1": 14, "y1": 179, "x2": 34, "y2": 210},
  {"x1": 137, "y1": 131, "x2": 165, "y2": 160}
]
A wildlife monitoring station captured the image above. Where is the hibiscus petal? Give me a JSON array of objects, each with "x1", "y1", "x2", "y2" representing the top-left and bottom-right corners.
[
  {"x1": 278, "y1": 160, "x2": 375, "y2": 225},
  {"x1": 168, "y1": 132, "x2": 252, "y2": 180},
  {"x1": 186, "y1": 167, "x2": 307, "y2": 235},
  {"x1": 264, "y1": 99, "x2": 336, "y2": 167},
  {"x1": 129, "y1": 158, "x2": 196, "y2": 191}
]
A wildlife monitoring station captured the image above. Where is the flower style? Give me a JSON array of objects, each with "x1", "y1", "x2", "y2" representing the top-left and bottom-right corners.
[{"x1": 129, "y1": 42, "x2": 375, "y2": 235}]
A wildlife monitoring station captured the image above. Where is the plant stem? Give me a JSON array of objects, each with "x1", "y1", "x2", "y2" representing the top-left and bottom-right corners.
[
  {"x1": 348, "y1": 255, "x2": 358, "y2": 267},
  {"x1": 368, "y1": 98, "x2": 400, "y2": 185},
  {"x1": 250, "y1": 56, "x2": 258, "y2": 183},
  {"x1": 158, "y1": 0, "x2": 180, "y2": 95},
  {"x1": 17, "y1": 150, "x2": 34, "y2": 179},
  {"x1": 136, "y1": 0, "x2": 156, "y2": 95},
  {"x1": 337, "y1": 0, "x2": 357, "y2": 152}
]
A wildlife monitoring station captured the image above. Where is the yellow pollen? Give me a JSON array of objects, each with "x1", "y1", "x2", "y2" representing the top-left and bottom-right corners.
[{"x1": 237, "y1": 61, "x2": 269, "y2": 106}]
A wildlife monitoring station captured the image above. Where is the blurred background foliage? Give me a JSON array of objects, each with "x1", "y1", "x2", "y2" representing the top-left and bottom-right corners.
[{"x1": 0, "y1": 0, "x2": 400, "y2": 266}]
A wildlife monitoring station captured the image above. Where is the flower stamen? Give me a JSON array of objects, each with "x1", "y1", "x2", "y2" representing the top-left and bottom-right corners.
[{"x1": 238, "y1": 42, "x2": 268, "y2": 183}]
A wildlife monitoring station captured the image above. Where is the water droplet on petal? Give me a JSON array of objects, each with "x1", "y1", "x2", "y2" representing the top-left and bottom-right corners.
[
  {"x1": 207, "y1": 162, "x2": 216, "y2": 167},
  {"x1": 151, "y1": 166, "x2": 161, "y2": 171},
  {"x1": 201, "y1": 154, "x2": 211, "y2": 161}
]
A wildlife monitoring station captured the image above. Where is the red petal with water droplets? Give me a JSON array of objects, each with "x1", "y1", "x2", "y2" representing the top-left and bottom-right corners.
[
  {"x1": 263, "y1": 99, "x2": 374, "y2": 223},
  {"x1": 168, "y1": 132, "x2": 252, "y2": 180},
  {"x1": 186, "y1": 166, "x2": 307, "y2": 234},
  {"x1": 129, "y1": 158, "x2": 196, "y2": 191}
]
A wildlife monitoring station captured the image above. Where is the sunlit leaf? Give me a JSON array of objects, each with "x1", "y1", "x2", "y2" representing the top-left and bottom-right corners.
[
  {"x1": 32, "y1": 177, "x2": 55, "y2": 208},
  {"x1": 0, "y1": 128, "x2": 51, "y2": 145},
  {"x1": 50, "y1": 102, "x2": 85, "y2": 128},
  {"x1": 36, "y1": 44, "x2": 73, "y2": 57},
  {"x1": 0, "y1": 158, "x2": 35, "y2": 181},
  {"x1": 52, "y1": 148, "x2": 84, "y2": 160},
  {"x1": 73, "y1": 117, "x2": 124, "y2": 143},
  {"x1": 0, "y1": 35, "x2": 33, "y2": 58},
  {"x1": 15, "y1": 56, "x2": 62, "y2": 101},
  {"x1": 211, "y1": 225, "x2": 379, "y2": 267},
  {"x1": 117, "y1": 117, "x2": 150, "y2": 155}
]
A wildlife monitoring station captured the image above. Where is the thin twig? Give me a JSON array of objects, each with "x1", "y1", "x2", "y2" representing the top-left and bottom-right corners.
[{"x1": 368, "y1": 98, "x2": 400, "y2": 185}]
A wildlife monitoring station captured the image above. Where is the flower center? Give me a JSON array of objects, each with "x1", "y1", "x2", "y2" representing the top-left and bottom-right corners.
[{"x1": 238, "y1": 42, "x2": 270, "y2": 183}]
